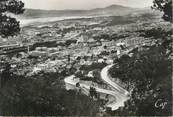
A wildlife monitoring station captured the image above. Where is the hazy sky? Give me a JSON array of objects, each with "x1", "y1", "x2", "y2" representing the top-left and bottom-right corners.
[{"x1": 21, "y1": 0, "x2": 153, "y2": 10}]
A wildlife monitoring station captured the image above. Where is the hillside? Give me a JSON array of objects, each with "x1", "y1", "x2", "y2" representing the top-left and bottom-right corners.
[{"x1": 21, "y1": 4, "x2": 137, "y2": 19}]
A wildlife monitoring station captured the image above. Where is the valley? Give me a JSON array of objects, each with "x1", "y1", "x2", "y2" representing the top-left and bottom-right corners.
[{"x1": 0, "y1": 4, "x2": 172, "y2": 116}]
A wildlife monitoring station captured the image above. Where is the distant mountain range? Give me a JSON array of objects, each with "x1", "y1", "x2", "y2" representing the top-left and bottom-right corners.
[{"x1": 21, "y1": 4, "x2": 144, "y2": 19}]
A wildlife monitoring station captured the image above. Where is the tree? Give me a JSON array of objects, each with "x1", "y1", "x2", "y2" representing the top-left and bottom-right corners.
[
  {"x1": 152, "y1": 0, "x2": 172, "y2": 22},
  {"x1": 0, "y1": 62, "x2": 12, "y2": 88},
  {"x1": 109, "y1": 45, "x2": 172, "y2": 116},
  {"x1": 0, "y1": 0, "x2": 25, "y2": 38},
  {"x1": 89, "y1": 87, "x2": 97, "y2": 99},
  {"x1": 0, "y1": 72, "x2": 100, "y2": 116}
]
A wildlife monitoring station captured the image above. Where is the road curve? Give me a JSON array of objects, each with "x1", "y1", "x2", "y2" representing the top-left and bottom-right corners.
[
  {"x1": 101, "y1": 64, "x2": 129, "y2": 95},
  {"x1": 64, "y1": 65, "x2": 129, "y2": 111}
]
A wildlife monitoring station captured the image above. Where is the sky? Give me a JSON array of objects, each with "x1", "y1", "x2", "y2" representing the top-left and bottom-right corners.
[{"x1": 21, "y1": 0, "x2": 153, "y2": 10}]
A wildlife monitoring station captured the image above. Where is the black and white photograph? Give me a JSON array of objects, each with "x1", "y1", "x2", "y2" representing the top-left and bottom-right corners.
[{"x1": 0, "y1": 0, "x2": 172, "y2": 116}]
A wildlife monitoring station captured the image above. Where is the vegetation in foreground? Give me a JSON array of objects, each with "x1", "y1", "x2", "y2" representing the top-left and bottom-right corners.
[
  {"x1": 0, "y1": 0, "x2": 172, "y2": 116},
  {"x1": 0, "y1": 71, "x2": 100, "y2": 116},
  {"x1": 109, "y1": 26, "x2": 172, "y2": 116},
  {"x1": 0, "y1": 0, "x2": 24, "y2": 37}
]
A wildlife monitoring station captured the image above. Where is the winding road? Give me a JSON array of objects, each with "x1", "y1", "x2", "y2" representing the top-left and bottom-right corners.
[
  {"x1": 64, "y1": 64, "x2": 129, "y2": 111},
  {"x1": 101, "y1": 65, "x2": 129, "y2": 95}
]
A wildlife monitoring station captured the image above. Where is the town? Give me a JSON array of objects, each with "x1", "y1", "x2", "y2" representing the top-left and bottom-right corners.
[
  {"x1": 0, "y1": 3, "x2": 172, "y2": 115},
  {"x1": 0, "y1": 15, "x2": 158, "y2": 76}
]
